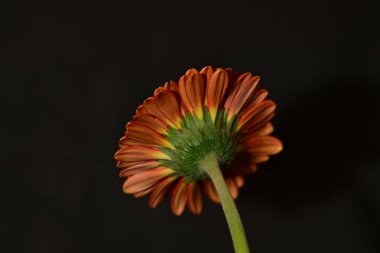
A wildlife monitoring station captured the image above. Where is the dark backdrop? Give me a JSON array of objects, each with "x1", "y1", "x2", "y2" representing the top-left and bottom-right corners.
[{"x1": 1, "y1": 0, "x2": 380, "y2": 252}]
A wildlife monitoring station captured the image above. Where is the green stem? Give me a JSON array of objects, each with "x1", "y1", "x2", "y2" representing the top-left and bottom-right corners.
[{"x1": 199, "y1": 153, "x2": 250, "y2": 253}]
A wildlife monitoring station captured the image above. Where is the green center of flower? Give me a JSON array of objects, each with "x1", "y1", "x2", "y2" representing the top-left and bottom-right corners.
[{"x1": 159, "y1": 109, "x2": 240, "y2": 181}]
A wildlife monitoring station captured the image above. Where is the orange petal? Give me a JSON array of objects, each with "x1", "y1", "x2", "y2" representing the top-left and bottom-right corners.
[
  {"x1": 125, "y1": 124, "x2": 174, "y2": 149},
  {"x1": 251, "y1": 123, "x2": 274, "y2": 137},
  {"x1": 171, "y1": 177, "x2": 188, "y2": 216},
  {"x1": 225, "y1": 73, "x2": 260, "y2": 121},
  {"x1": 239, "y1": 88, "x2": 268, "y2": 116},
  {"x1": 238, "y1": 100, "x2": 276, "y2": 131},
  {"x1": 154, "y1": 91, "x2": 182, "y2": 129},
  {"x1": 164, "y1": 81, "x2": 179, "y2": 92},
  {"x1": 149, "y1": 176, "x2": 178, "y2": 208},
  {"x1": 119, "y1": 160, "x2": 160, "y2": 177},
  {"x1": 186, "y1": 68, "x2": 199, "y2": 75},
  {"x1": 129, "y1": 114, "x2": 167, "y2": 134},
  {"x1": 203, "y1": 180, "x2": 220, "y2": 203},
  {"x1": 136, "y1": 104, "x2": 148, "y2": 115},
  {"x1": 234, "y1": 175, "x2": 245, "y2": 188},
  {"x1": 179, "y1": 73, "x2": 206, "y2": 119},
  {"x1": 244, "y1": 136, "x2": 283, "y2": 156},
  {"x1": 225, "y1": 176, "x2": 239, "y2": 199},
  {"x1": 154, "y1": 86, "x2": 165, "y2": 96},
  {"x1": 123, "y1": 167, "x2": 175, "y2": 194},
  {"x1": 206, "y1": 69, "x2": 229, "y2": 121},
  {"x1": 114, "y1": 146, "x2": 170, "y2": 162},
  {"x1": 143, "y1": 97, "x2": 168, "y2": 123},
  {"x1": 200, "y1": 66, "x2": 214, "y2": 81},
  {"x1": 251, "y1": 156, "x2": 269, "y2": 164},
  {"x1": 186, "y1": 182, "x2": 203, "y2": 215},
  {"x1": 134, "y1": 187, "x2": 155, "y2": 198}
]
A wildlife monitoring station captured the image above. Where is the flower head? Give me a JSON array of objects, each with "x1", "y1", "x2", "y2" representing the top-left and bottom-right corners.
[{"x1": 115, "y1": 66, "x2": 282, "y2": 216}]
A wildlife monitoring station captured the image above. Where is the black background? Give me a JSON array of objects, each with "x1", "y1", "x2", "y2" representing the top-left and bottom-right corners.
[{"x1": 1, "y1": 0, "x2": 380, "y2": 252}]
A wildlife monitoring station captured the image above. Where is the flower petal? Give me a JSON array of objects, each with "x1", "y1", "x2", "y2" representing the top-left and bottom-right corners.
[
  {"x1": 225, "y1": 176, "x2": 239, "y2": 199},
  {"x1": 119, "y1": 160, "x2": 160, "y2": 177},
  {"x1": 114, "y1": 146, "x2": 170, "y2": 162},
  {"x1": 179, "y1": 73, "x2": 206, "y2": 119},
  {"x1": 164, "y1": 81, "x2": 179, "y2": 92},
  {"x1": 136, "y1": 104, "x2": 148, "y2": 115},
  {"x1": 125, "y1": 124, "x2": 174, "y2": 149},
  {"x1": 234, "y1": 175, "x2": 244, "y2": 188},
  {"x1": 238, "y1": 100, "x2": 276, "y2": 131},
  {"x1": 200, "y1": 66, "x2": 214, "y2": 81},
  {"x1": 203, "y1": 180, "x2": 220, "y2": 203},
  {"x1": 244, "y1": 136, "x2": 283, "y2": 156},
  {"x1": 149, "y1": 176, "x2": 178, "y2": 208},
  {"x1": 123, "y1": 167, "x2": 175, "y2": 194},
  {"x1": 187, "y1": 182, "x2": 202, "y2": 215},
  {"x1": 171, "y1": 177, "x2": 188, "y2": 216},
  {"x1": 129, "y1": 114, "x2": 168, "y2": 134},
  {"x1": 206, "y1": 69, "x2": 229, "y2": 121},
  {"x1": 154, "y1": 91, "x2": 182, "y2": 129},
  {"x1": 225, "y1": 73, "x2": 260, "y2": 121}
]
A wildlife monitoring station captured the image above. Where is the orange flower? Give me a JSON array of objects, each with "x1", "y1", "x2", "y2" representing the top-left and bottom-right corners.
[{"x1": 114, "y1": 66, "x2": 282, "y2": 216}]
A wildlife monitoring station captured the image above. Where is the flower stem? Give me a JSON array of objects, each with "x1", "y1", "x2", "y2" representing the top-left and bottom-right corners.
[{"x1": 199, "y1": 153, "x2": 250, "y2": 253}]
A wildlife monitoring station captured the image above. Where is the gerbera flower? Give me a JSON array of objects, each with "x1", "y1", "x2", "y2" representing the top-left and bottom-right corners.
[{"x1": 114, "y1": 66, "x2": 282, "y2": 252}]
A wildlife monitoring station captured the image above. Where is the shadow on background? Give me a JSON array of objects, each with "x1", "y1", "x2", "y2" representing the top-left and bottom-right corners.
[{"x1": 245, "y1": 76, "x2": 380, "y2": 210}]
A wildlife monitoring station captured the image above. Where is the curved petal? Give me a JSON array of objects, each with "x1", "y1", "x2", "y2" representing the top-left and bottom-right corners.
[
  {"x1": 234, "y1": 175, "x2": 245, "y2": 188},
  {"x1": 186, "y1": 182, "x2": 202, "y2": 215},
  {"x1": 136, "y1": 104, "x2": 148, "y2": 115},
  {"x1": 119, "y1": 160, "x2": 160, "y2": 177},
  {"x1": 243, "y1": 136, "x2": 283, "y2": 156},
  {"x1": 149, "y1": 176, "x2": 178, "y2": 208},
  {"x1": 123, "y1": 167, "x2": 175, "y2": 193},
  {"x1": 164, "y1": 81, "x2": 179, "y2": 92},
  {"x1": 125, "y1": 124, "x2": 173, "y2": 149},
  {"x1": 154, "y1": 91, "x2": 182, "y2": 129},
  {"x1": 171, "y1": 177, "x2": 188, "y2": 216},
  {"x1": 225, "y1": 73, "x2": 260, "y2": 121},
  {"x1": 179, "y1": 73, "x2": 206, "y2": 119},
  {"x1": 238, "y1": 100, "x2": 276, "y2": 131},
  {"x1": 206, "y1": 69, "x2": 229, "y2": 121},
  {"x1": 225, "y1": 176, "x2": 239, "y2": 199},
  {"x1": 114, "y1": 145, "x2": 170, "y2": 162},
  {"x1": 200, "y1": 66, "x2": 214, "y2": 81},
  {"x1": 203, "y1": 180, "x2": 220, "y2": 203},
  {"x1": 129, "y1": 114, "x2": 167, "y2": 134}
]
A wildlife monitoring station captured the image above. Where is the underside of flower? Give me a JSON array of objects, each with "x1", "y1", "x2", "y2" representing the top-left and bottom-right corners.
[
  {"x1": 161, "y1": 108, "x2": 239, "y2": 181},
  {"x1": 115, "y1": 66, "x2": 283, "y2": 216}
]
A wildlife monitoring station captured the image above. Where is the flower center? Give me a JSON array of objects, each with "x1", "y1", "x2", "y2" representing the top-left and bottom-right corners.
[{"x1": 159, "y1": 108, "x2": 240, "y2": 181}]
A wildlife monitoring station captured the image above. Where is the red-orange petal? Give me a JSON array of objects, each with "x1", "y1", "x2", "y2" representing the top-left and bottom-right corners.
[
  {"x1": 225, "y1": 73, "x2": 260, "y2": 121},
  {"x1": 123, "y1": 167, "x2": 175, "y2": 194},
  {"x1": 238, "y1": 100, "x2": 276, "y2": 131},
  {"x1": 129, "y1": 114, "x2": 167, "y2": 134},
  {"x1": 206, "y1": 69, "x2": 229, "y2": 121},
  {"x1": 119, "y1": 160, "x2": 160, "y2": 177},
  {"x1": 244, "y1": 136, "x2": 283, "y2": 156},
  {"x1": 225, "y1": 176, "x2": 239, "y2": 199},
  {"x1": 125, "y1": 124, "x2": 173, "y2": 149},
  {"x1": 186, "y1": 182, "x2": 203, "y2": 215},
  {"x1": 179, "y1": 73, "x2": 206, "y2": 119},
  {"x1": 171, "y1": 177, "x2": 188, "y2": 216},
  {"x1": 200, "y1": 66, "x2": 214, "y2": 81},
  {"x1": 251, "y1": 123, "x2": 274, "y2": 137},
  {"x1": 164, "y1": 81, "x2": 179, "y2": 92},
  {"x1": 136, "y1": 104, "x2": 148, "y2": 115},
  {"x1": 234, "y1": 175, "x2": 245, "y2": 188},
  {"x1": 114, "y1": 145, "x2": 170, "y2": 162},
  {"x1": 203, "y1": 180, "x2": 220, "y2": 203},
  {"x1": 154, "y1": 91, "x2": 182, "y2": 129},
  {"x1": 149, "y1": 176, "x2": 178, "y2": 208}
]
